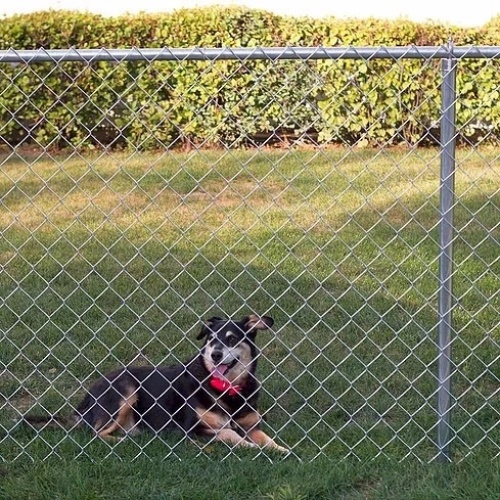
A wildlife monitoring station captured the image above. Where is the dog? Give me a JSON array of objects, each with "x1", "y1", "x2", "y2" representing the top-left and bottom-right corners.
[{"x1": 25, "y1": 314, "x2": 288, "y2": 452}]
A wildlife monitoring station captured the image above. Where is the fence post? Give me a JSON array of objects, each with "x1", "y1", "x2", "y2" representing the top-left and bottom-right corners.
[{"x1": 437, "y1": 41, "x2": 457, "y2": 463}]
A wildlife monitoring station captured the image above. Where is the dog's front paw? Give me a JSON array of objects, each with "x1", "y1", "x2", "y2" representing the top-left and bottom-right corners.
[
  {"x1": 272, "y1": 444, "x2": 290, "y2": 454},
  {"x1": 262, "y1": 441, "x2": 290, "y2": 454}
]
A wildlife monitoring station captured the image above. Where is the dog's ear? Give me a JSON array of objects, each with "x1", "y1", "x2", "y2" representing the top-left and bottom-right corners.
[
  {"x1": 196, "y1": 316, "x2": 223, "y2": 340},
  {"x1": 243, "y1": 315, "x2": 274, "y2": 332}
]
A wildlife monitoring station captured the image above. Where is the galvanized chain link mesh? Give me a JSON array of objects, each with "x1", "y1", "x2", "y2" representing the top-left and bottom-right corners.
[{"x1": 0, "y1": 46, "x2": 498, "y2": 462}]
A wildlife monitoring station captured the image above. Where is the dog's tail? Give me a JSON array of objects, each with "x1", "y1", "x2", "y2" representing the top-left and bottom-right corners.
[{"x1": 23, "y1": 413, "x2": 80, "y2": 431}]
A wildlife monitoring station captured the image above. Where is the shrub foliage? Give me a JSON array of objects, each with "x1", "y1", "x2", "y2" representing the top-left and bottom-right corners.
[{"x1": 0, "y1": 8, "x2": 498, "y2": 149}]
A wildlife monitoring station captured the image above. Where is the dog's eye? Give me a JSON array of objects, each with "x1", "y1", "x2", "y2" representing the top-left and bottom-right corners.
[{"x1": 225, "y1": 334, "x2": 238, "y2": 347}]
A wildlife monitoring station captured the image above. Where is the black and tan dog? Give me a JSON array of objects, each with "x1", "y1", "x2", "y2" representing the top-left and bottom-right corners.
[{"x1": 25, "y1": 314, "x2": 287, "y2": 452}]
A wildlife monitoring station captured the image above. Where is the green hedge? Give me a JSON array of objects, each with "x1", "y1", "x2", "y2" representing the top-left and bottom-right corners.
[{"x1": 0, "y1": 8, "x2": 498, "y2": 149}]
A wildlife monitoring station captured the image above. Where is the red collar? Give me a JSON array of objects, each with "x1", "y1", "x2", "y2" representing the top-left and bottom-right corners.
[{"x1": 209, "y1": 376, "x2": 242, "y2": 396}]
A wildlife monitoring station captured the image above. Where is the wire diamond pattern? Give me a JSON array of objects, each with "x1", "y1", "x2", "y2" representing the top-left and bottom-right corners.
[{"x1": 0, "y1": 46, "x2": 499, "y2": 462}]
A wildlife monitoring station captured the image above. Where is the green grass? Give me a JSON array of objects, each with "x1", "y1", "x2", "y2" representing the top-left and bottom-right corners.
[
  {"x1": 1, "y1": 456, "x2": 500, "y2": 500},
  {"x1": 0, "y1": 146, "x2": 498, "y2": 497}
]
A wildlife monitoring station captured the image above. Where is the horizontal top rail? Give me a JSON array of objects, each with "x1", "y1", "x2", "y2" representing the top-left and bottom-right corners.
[{"x1": 1, "y1": 45, "x2": 500, "y2": 63}]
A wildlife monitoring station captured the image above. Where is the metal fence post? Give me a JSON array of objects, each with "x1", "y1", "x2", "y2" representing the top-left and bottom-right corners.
[{"x1": 437, "y1": 42, "x2": 457, "y2": 463}]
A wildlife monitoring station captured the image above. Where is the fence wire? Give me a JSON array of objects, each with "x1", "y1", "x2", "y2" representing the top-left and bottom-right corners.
[{"x1": 0, "y1": 46, "x2": 498, "y2": 462}]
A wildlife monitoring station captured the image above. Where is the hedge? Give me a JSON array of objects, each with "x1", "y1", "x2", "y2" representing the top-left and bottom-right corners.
[{"x1": 0, "y1": 7, "x2": 498, "y2": 149}]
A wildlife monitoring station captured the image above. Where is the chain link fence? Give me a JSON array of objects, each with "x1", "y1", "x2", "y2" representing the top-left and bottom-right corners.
[{"x1": 0, "y1": 46, "x2": 498, "y2": 462}]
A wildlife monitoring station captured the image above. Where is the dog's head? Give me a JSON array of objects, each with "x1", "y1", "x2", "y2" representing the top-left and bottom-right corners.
[{"x1": 197, "y1": 315, "x2": 274, "y2": 384}]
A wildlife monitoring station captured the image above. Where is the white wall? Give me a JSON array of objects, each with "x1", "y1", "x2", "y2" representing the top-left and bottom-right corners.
[{"x1": 1, "y1": 0, "x2": 498, "y2": 27}]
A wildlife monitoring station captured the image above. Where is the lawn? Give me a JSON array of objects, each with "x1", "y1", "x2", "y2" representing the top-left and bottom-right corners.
[{"x1": 0, "y1": 146, "x2": 498, "y2": 498}]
